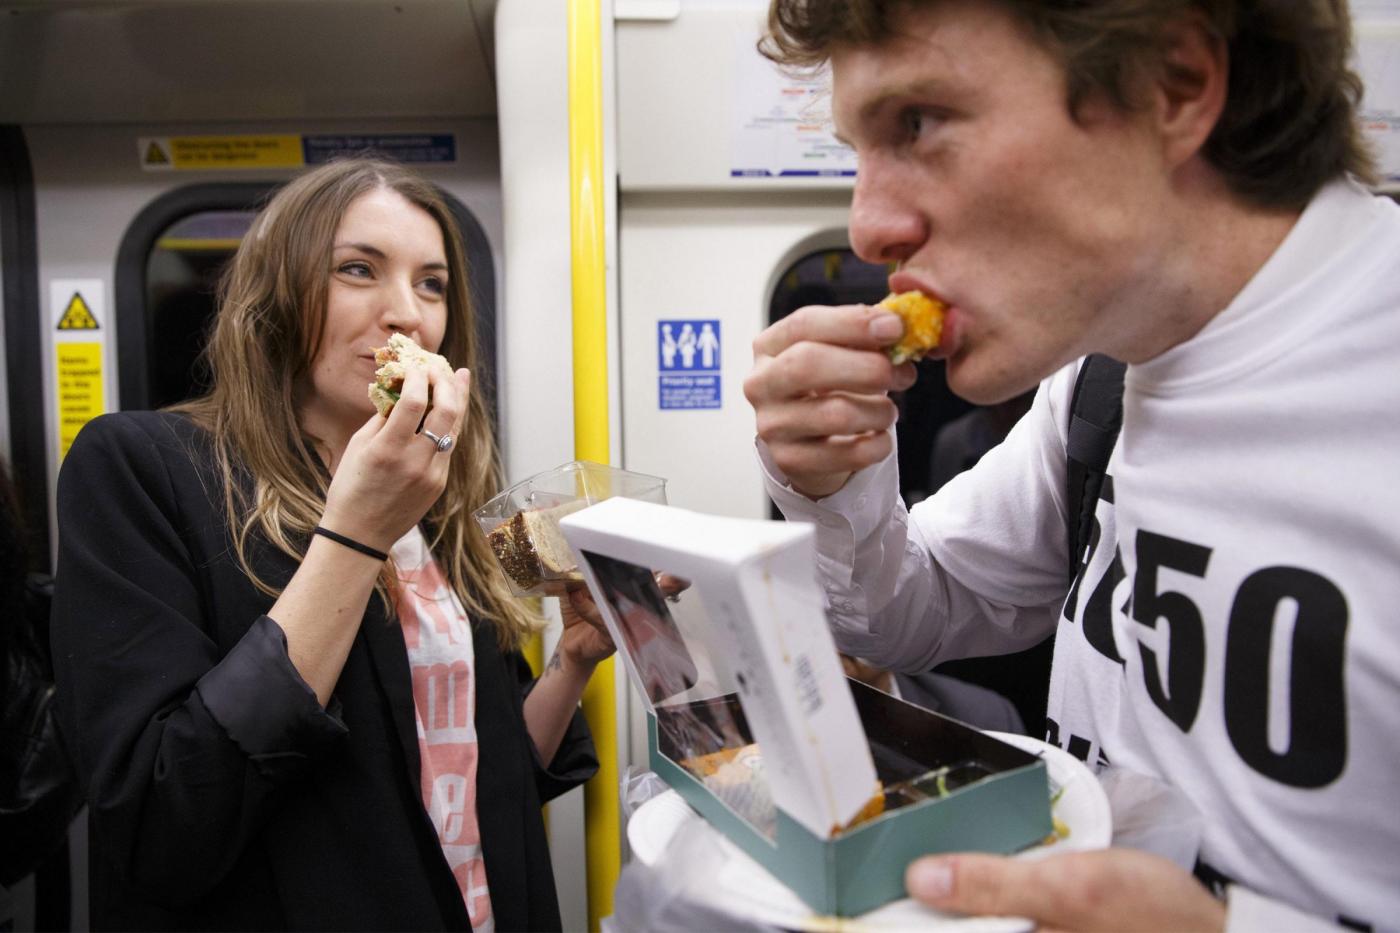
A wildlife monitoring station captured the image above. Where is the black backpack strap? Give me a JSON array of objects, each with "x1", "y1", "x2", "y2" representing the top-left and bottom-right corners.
[{"x1": 1066, "y1": 354, "x2": 1127, "y2": 582}]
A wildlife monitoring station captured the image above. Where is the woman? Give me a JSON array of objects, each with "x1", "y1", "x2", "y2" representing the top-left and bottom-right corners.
[{"x1": 51, "y1": 158, "x2": 611, "y2": 931}]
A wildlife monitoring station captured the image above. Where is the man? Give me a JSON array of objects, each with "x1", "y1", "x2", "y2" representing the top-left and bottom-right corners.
[{"x1": 744, "y1": 1, "x2": 1399, "y2": 929}]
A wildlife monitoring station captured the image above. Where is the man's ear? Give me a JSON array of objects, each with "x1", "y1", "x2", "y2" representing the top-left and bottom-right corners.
[{"x1": 1152, "y1": 11, "x2": 1229, "y2": 168}]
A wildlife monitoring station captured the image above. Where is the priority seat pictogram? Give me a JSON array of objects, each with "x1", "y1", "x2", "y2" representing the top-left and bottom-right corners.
[{"x1": 57, "y1": 292, "x2": 100, "y2": 330}]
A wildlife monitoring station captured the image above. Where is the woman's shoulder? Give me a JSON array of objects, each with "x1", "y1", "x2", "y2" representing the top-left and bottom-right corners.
[
  {"x1": 64, "y1": 410, "x2": 215, "y2": 483},
  {"x1": 72, "y1": 409, "x2": 205, "y2": 450}
]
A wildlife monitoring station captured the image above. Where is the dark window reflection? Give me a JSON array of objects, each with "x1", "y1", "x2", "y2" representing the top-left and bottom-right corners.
[{"x1": 144, "y1": 210, "x2": 256, "y2": 409}]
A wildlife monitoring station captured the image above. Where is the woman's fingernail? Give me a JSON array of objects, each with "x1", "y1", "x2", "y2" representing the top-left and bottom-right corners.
[
  {"x1": 907, "y1": 858, "x2": 954, "y2": 901},
  {"x1": 869, "y1": 314, "x2": 905, "y2": 341}
]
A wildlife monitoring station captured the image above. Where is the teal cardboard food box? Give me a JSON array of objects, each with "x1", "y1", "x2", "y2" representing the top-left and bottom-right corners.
[{"x1": 560, "y1": 498, "x2": 1051, "y2": 917}]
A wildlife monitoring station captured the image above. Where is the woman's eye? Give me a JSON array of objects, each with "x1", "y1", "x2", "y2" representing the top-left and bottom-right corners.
[
  {"x1": 338, "y1": 261, "x2": 372, "y2": 278},
  {"x1": 419, "y1": 277, "x2": 447, "y2": 296}
]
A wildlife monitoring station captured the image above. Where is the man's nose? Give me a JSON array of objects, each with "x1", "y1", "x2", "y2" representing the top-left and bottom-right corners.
[{"x1": 848, "y1": 161, "x2": 927, "y2": 266}]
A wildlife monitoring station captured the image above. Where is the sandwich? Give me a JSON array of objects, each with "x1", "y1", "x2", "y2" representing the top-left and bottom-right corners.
[
  {"x1": 879, "y1": 290, "x2": 946, "y2": 364},
  {"x1": 487, "y1": 500, "x2": 587, "y2": 591},
  {"x1": 368, "y1": 333, "x2": 456, "y2": 417}
]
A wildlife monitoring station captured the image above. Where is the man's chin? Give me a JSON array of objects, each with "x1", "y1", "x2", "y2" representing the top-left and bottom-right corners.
[{"x1": 944, "y1": 354, "x2": 1044, "y2": 405}]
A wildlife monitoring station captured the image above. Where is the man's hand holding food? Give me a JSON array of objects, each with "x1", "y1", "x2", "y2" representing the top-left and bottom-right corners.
[{"x1": 744, "y1": 294, "x2": 943, "y2": 500}]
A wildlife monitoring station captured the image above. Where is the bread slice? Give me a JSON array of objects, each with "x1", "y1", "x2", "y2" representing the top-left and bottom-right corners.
[
  {"x1": 488, "y1": 500, "x2": 587, "y2": 591},
  {"x1": 367, "y1": 333, "x2": 456, "y2": 417}
]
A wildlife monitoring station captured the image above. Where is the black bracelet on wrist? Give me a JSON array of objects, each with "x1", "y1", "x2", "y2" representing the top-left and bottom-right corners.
[{"x1": 312, "y1": 526, "x2": 389, "y2": 562}]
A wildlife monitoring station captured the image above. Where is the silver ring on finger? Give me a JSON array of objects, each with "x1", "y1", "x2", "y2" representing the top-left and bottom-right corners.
[{"x1": 422, "y1": 429, "x2": 455, "y2": 454}]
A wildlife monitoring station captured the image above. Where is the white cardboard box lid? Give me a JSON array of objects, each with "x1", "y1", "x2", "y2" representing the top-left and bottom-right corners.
[{"x1": 561, "y1": 496, "x2": 878, "y2": 837}]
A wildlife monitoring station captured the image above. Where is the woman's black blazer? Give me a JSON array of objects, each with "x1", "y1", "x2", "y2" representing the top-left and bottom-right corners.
[{"x1": 51, "y1": 411, "x2": 596, "y2": 931}]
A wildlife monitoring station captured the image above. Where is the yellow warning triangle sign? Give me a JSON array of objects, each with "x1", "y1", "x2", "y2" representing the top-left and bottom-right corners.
[
  {"x1": 144, "y1": 141, "x2": 170, "y2": 166},
  {"x1": 57, "y1": 292, "x2": 100, "y2": 330}
]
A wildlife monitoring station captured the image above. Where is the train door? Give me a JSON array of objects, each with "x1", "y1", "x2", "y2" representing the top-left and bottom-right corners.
[
  {"x1": 609, "y1": 1, "x2": 1002, "y2": 767},
  {"x1": 614, "y1": 2, "x2": 1003, "y2": 524}
]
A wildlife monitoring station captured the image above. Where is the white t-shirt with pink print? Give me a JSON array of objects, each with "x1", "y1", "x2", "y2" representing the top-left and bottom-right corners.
[{"x1": 392, "y1": 527, "x2": 494, "y2": 932}]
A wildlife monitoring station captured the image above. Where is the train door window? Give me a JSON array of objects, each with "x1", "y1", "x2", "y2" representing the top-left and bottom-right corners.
[{"x1": 146, "y1": 209, "x2": 254, "y2": 409}]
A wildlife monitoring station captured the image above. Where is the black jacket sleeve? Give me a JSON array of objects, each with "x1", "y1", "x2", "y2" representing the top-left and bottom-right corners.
[
  {"x1": 50, "y1": 413, "x2": 347, "y2": 905},
  {"x1": 514, "y1": 653, "x2": 599, "y2": 802}
]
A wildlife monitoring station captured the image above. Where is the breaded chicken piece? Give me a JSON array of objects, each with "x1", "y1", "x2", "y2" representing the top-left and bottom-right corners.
[{"x1": 879, "y1": 291, "x2": 946, "y2": 364}]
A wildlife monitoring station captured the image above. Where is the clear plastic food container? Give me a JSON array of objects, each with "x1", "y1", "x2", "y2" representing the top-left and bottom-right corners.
[{"x1": 474, "y1": 460, "x2": 668, "y2": 596}]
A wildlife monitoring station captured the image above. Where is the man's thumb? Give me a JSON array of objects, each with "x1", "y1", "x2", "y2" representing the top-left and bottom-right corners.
[{"x1": 906, "y1": 854, "x2": 1040, "y2": 918}]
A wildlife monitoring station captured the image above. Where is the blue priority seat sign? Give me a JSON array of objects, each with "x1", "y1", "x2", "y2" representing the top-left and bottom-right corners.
[{"x1": 658, "y1": 320, "x2": 721, "y2": 410}]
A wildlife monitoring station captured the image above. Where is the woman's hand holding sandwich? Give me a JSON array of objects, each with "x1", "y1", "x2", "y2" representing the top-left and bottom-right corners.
[{"x1": 321, "y1": 362, "x2": 472, "y2": 556}]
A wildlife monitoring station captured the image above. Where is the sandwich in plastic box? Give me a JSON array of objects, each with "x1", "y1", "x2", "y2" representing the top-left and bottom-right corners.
[
  {"x1": 559, "y1": 497, "x2": 1053, "y2": 917},
  {"x1": 474, "y1": 460, "x2": 667, "y2": 597}
]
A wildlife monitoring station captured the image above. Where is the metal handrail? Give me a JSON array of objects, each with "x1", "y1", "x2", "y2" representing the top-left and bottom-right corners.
[{"x1": 567, "y1": 1, "x2": 620, "y2": 929}]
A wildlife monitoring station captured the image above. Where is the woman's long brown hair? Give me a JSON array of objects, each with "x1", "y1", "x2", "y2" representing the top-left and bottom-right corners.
[{"x1": 170, "y1": 157, "x2": 538, "y2": 648}]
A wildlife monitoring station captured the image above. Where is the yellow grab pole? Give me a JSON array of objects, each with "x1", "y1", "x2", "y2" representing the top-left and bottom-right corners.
[{"x1": 567, "y1": 1, "x2": 619, "y2": 930}]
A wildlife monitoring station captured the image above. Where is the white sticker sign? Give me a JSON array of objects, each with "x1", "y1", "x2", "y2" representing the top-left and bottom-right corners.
[
  {"x1": 730, "y1": 32, "x2": 857, "y2": 178},
  {"x1": 1356, "y1": 22, "x2": 1400, "y2": 182},
  {"x1": 658, "y1": 319, "x2": 721, "y2": 410}
]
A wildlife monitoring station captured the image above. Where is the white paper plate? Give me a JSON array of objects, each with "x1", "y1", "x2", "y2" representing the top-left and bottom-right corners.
[{"x1": 626, "y1": 732, "x2": 1111, "y2": 931}]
